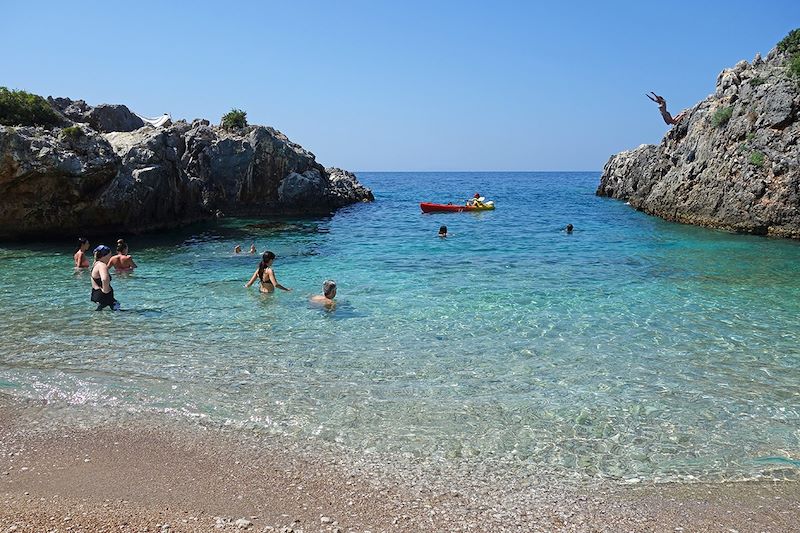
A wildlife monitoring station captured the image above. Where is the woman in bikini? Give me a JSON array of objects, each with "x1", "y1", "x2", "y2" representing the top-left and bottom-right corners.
[
  {"x1": 90, "y1": 245, "x2": 120, "y2": 311},
  {"x1": 74, "y1": 237, "x2": 90, "y2": 268},
  {"x1": 245, "y1": 251, "x2": 291, "y2": 293},
  {"x1": 108, "y1": 239, "x2": 138, "y2": 273}
]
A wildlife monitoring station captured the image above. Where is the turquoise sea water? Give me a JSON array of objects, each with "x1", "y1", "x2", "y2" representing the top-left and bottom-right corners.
[{"x1": 1, "y1": 172, "x2": 799, "y2": 482}]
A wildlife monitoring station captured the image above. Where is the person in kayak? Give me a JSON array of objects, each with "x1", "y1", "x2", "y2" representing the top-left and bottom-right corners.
[
  {"x1": 646, "y1": 92, "x2": 687, "y2": 125},
  {"x1": 438, "y1": 225, "x2": 448, "y2": 237},
  {"x1": 467, "y1": 193, "x2": 485, "y2": 207}
]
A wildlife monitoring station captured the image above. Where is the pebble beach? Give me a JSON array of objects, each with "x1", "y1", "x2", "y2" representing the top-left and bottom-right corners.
[{"x1": 2, "y1": 398, "x2": 799, "y2": 532}]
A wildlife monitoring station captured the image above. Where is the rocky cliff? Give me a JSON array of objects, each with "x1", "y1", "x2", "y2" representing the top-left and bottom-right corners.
[
  {"x1": 0, "y1": 98, "x2": 373, "y2": 239},
  {"x1": 597, "y1": 39, "x2": 800, "y2": 238}
]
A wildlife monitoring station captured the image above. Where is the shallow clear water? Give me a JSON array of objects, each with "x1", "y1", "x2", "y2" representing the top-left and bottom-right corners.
[{"x1": 1, "y1": 172, "x2": 799, "y2": 482}]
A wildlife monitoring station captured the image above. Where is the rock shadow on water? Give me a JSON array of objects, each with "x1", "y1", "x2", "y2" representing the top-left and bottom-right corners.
[{"x1": 243, "y1": 220, "x2": 330, "y2": 235}]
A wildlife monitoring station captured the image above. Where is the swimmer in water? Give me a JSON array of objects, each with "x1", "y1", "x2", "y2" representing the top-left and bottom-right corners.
[
  {"x1": 249, "y1": 243, "x2": 257, "y2": 254},
  {"x1": 438, "y1": 225, "x2": 448, "y2": 238},
  {"x1": 565, "y1": 224, "x2": 574, "y2": 234},
  {"x1": 245, "y1": 251, "x2": 291, "y2": 293},
  {"x1": 108, "y1": 239, "x2": 138, "y2": 272},
  {"x1": 90, "y1": 245, "x2": 120, "y2": 311},
  {"x1": 234, "y1": 244, "x2": 242, "y2": 254},
  {"x1": 310, "y1": 280, "x2": 337, "y2": 307},
  {"x1": 74, "y1": 237, "x2": 90, "y2": 268}
]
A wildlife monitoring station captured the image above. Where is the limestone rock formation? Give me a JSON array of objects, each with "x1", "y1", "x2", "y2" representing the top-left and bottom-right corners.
[
  {"x1": 87, "y1": 104, "x2": 145, "y2": 133},
  {"x1": 0, "y1": 99, "x2": 373, "y2": 239},
  {"x1": 597, "y1": 43, "x2": 800, "y2": 238}
]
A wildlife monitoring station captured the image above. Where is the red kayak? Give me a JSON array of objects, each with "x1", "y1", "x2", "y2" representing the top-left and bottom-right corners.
[{"x1": 420, "y1": 202, "x2": 495, "y2": 213}]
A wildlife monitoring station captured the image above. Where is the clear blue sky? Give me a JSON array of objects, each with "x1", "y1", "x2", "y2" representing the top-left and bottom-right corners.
[{"x1": 4, "y1": 1, "x2": 799, "y2": 171}]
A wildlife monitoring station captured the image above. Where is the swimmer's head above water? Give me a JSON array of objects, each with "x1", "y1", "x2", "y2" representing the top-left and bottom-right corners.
[
  {"x1": 323, "y1": 279, "x2": 337, "y2": 299},
  {"x1": 93, "y1": 245, "x2": 113, "y2": 262},
  {"x1": 76, "y1": 237, "x2": 90, "y2": 253},
  {"x1": 260, "y1": 251, "x2": 276, "y2": 266}
]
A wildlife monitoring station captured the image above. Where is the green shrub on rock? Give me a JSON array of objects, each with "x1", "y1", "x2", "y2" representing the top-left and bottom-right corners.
[
  {"x1": 749, "y1": 151, "x2": 765, "y2": 167},
  {"x1": 221, "y1": 108, "x2": 247, "y2": 130},
  {"x1": 777, "y1": 28, "x2": 800, "y2": 81},
  {"x1": 748, "y1": 76, "x2": 765, "y2": 86},
  {"x1": 789, "y1": 54, "x2": 800, "y2": 79},
  {"x1": 777, "y1": 28, "x2": 800, "y2": 56},
  {"x1": 61, "y1": 125, "x2": 83, "y2": 139},
  {"x1": 711, "y1": 106, "x2": 733, "y2": 128},
  {"x1": 0, "y1": 87, "x2": 61, "y2": 127}
]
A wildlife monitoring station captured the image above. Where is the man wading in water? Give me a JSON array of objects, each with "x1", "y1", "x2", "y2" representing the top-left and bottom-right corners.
[{"x1": 646, "y1": 92, "x2": 687, "y2": 125}]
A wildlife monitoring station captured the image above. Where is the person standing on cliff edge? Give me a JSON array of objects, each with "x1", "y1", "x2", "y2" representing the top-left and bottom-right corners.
[{"x1": 646, "y1": 92, "x2": 687, "y2": 125}]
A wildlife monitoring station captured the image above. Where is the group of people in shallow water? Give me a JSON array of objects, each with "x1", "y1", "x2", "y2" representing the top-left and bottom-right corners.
[
  {"x1": 76, "y1": 191, "x2": 578, "y2": 311},
  {"x1": 239, "y1": 249, "x2": 336, "y2": 305},
  {"x1": 74, "y1": 238, "x2": 136, "y2": 311},
  {"x1": 75, "y1": 237, "x2": 336, "y2": 311}
]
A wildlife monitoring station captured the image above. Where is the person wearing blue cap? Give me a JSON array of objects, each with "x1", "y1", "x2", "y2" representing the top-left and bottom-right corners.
[{"x1": 90, "y1": 245, "x2": 120, "y2": 311}]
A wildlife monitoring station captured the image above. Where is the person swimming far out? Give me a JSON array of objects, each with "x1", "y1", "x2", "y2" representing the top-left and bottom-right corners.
[
  {"x1": 74, "y1": 237, "x2": 90, "y2": 268},
  {"x1": 309, "y1": 280, "x2": 337, "y2": 307},
  {"x1": 245, "y1": 251, "x2": 291, "y2": 293},
  {"x1": 646, "y1": 92, "x2": 687, "y2": 125},
  {"x1": 234, "y1": 244, "x2": 242, "y2": 254},
  {"x1": 90, "y1": 245, "x2": 120, "y2": 311},
  {"x1": 249, "y1": 243, "x2": 257, "y2": 254},
  {"x1": 108, "y1": 239, "x2": 137, "y2": 273},
  {"x1": 438, "y1": 225, "x2": 448, "y2": 237},
  {"x1": 565, "y1": 224, "x2": 574, "y2": 234}
]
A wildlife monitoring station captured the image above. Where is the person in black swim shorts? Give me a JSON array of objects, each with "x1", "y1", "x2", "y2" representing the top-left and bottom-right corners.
[{"x1": 90, "y1": 245, "x2": 120, "y2": 311}]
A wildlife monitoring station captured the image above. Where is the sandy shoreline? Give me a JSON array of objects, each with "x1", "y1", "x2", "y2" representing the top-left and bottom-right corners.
[{"x1": 1, "y1": 400, "x2": 798, "y2": 532}]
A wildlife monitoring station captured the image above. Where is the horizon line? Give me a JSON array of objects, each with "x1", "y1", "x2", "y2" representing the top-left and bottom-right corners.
[{"x1": 353, "y1": 170, "x2": 602, "y2": 174}]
